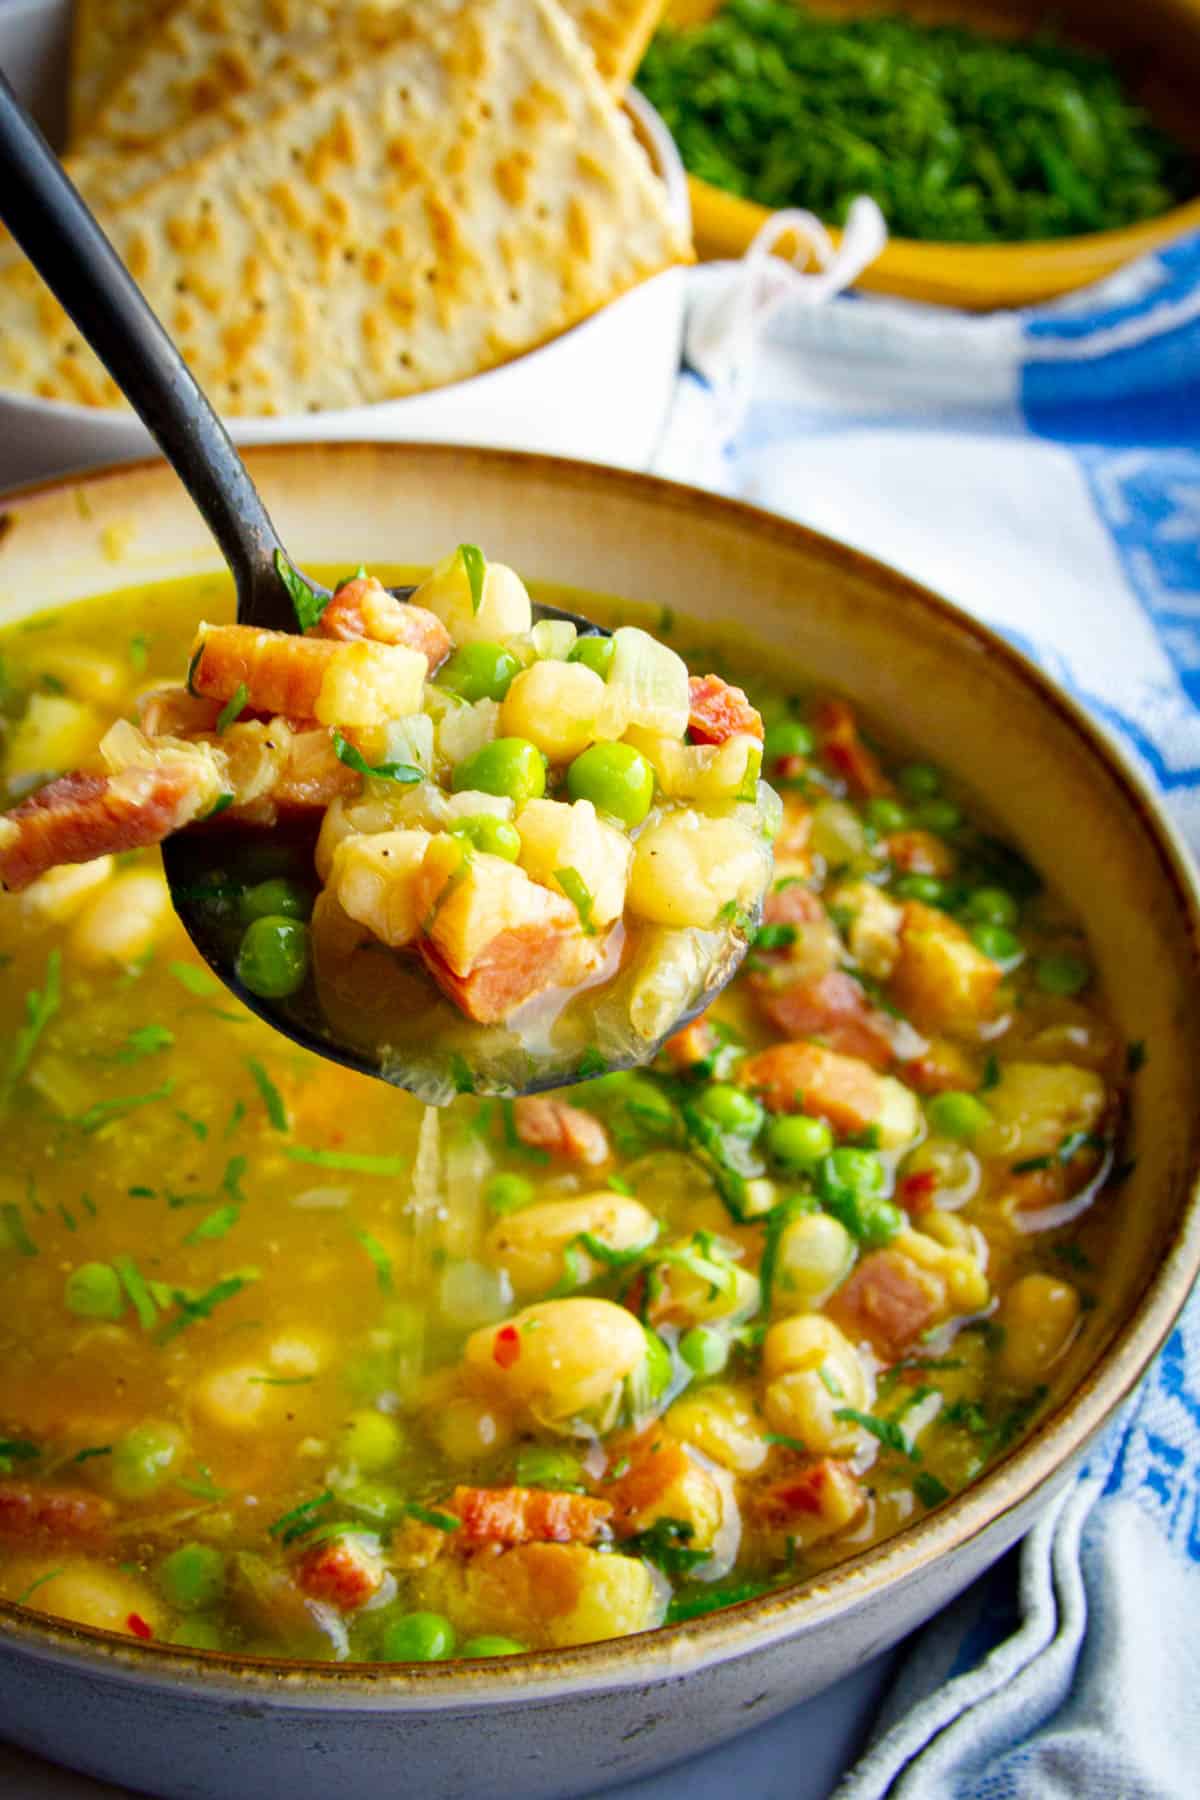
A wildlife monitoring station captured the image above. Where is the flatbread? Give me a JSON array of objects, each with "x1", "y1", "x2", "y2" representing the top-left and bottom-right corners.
[
  {"x1": 0, "y1": 0, "x2": 690, "y2": 415},
  {"x1": 68, "y1": 0, "x2": 181, "y2": 140},
  {"x1": 78, "y1": 0, "x2": 662, "y2": 155},
  {"x1": 560, "y1": 0, "x2": 670, "y2": 87}
]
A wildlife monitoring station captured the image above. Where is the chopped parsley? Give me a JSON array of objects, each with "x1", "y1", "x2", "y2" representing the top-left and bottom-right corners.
[
  {"x1": 112, "y1": 1253, "x2": 158, "y2": 1330},
  {"x1": 286, "y1": 1145, "x2": 407, "y2": 1178},
  {"x1": 1, "y1": 1199, "x2": 36, "y2": 1257},
  {"x1": 215, "y1": 682, "x2": 249, "y2": 735},
  {"x1": 169, "y1": 961, "x2": 222, "y2": 999},
  {"x1": 184, "y1": 1203, "x2": 241, "y2": 1246},
  {"x1": 458, "y1": 544, "x2": 486, "y2": 614},
  {"x1": 403, "y1": 1502, "x2": 461, "y2": 1532},
  {"x1": 834, "y1": 1407, "x2": 921, "y2": 1461},
  {"x1": 247, "y1": 1058, "x2": 289, "y2": 1132},
  {"x1": 555, "y1": 866, "x2": 597, "y2": 935},
  {"x1": 268, "y1": 1490, "x2": 336, "y2": 1545},
  {"x1": 275, "y1": 552, "x2": 328, "y2": 632},
  {"x1": 352, "y1": 1227, "x2": 394, "y2": 1294},
  {"x1": 128, "y1": 633, "x2": 150, "y2": 672},
  {"x1": 914, "y1": 1472, "x2": 951, "y2": 1508},
  {"x1": 625, "y1": 1517, "x2": 711, "y2": 1578},
  {"x1": 331, "y1": 728, "x2": 422, "y2": 785},
  {"x1": 104, "y1": 1024, "x2": 175, "y2": 1064},
  {"x1": 1126, "y1": 1039, "x2": 1147, "y2": 1074},
  {"x1": 73, "y1": 1081, "x2": 174, "y2": 1135},
  {"x1": 2, "y1": 949, "x2": 62, "y2": 1108},
  {"x1": 155, "y1": 1273, "x2": 256, "y2": 1345}
]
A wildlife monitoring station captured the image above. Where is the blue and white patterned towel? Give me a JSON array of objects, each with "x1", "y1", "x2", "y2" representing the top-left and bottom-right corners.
[{"x1": 651, "y1": 230, "x2": 1200, "y2": 1799}]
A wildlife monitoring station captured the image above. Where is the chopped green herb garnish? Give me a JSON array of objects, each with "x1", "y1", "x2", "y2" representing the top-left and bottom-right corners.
[
  {"x1": 73, "y1": 1081, "x2": 174, "y2": 1135},
  {"x1": 105, "y1": 1024, "x2": 175, "y2": 1064},
  {"x1": 754, "y1": 922, "x2": 796, "y2": 952},
  {"x1": 275, "y1": 552, "x2": 328, "y2": 632},
  {"x1": 215, "y1": 682, "x2": 249, "y2": 735},
  {"x1": 450, "y1": 1054, "x2": 476, "y2": 1095},
  {"x1": 765, "y1": 1432, "x2": 807, "y2": 1455},
  {"x1": 286, "y1": 1146, "x2": 407, "y2": 1177},
  {"x1": 403, "y1": 1503, "x2": 461, "y2": 1532},
  {"x1": 0, "y1": 1439, "x2": 39, "y2": 1463},
  {"x1": 71, "y1": 1445, "x2": 112, "y2": 1464},
  {"x1": 112, "y1": 1254, "x2": 158, "y2": 1330},
  {"x1": 914, "y1": 1472, "x2": 951, "y2": 1508},
  {"x1": 1, "y1": 1202, "x2": 37, "y2": 1257},
  {"x1": 128, "y1": 633, "x2": 150, "y2": 672},
  {"x1": 268, "y1": 1490, "x2": 336, "y2": 1545},
  {"x1": 156, "y1": 1273, "x2": 255, "y2": 1345},
  {"x1": 15, "y1": 1568, "x2": 64, "y2": 1605},
  {"x1": 834, "y1": 1407, "x2": 920, "y2": 1460},
  {"x1": 185, "y1": 645, "x2": 204, "y2": 695},
  {"x1": 184, "y1": 1204, "x2": 241, "y2": 1246},
  {"x1": 1126, "y1": 1040, "x2": 1147, "y2": 1074},
  {"x1": 577, "y1": 1048, "x2": 608, "y2": 1080},
  {"x1": 175, "y1": 1110, "x2": 209, "y2": 1142},
  {"x1": 248, "y1": 1374, "x2": 313, "y2": 1387},
  {"x1": 331, "y1": 728, "x2": 422, "y2": 785},
  {"x1": 2, "y1": 949, "x2": 61, "y2": 1108},
  {"x1": 555, "y1": 866, "x2": 597, "y2": 935},
  {"x1": 177, "y1": 1463, "x2": 227, "y2": 1501},
  {"x1": 352, "y1": 1227, "x2": 394, "y2": 1294},
  {"x1": 666, "y1": 1577, "x2": 778, "y2": 1623},
  {"x1": 625, "y1": 1517, "x2": 711, "y2": 1578},
  {"x1": 458, "y1": 544, "x2": 486, "y2": 614},
  {"x1": 224, "y1": 1098, "x2": 247, "y2": 1139},
  {"x1": 247, "y1": 1058, "x2": 289, "y2": 1132},
  {"x1": 980, "y1": 1053, "x2": 1001, "y2": 1091},
  {"x1": 169, "y1": 961, "x2": 221, "y2": 998}
]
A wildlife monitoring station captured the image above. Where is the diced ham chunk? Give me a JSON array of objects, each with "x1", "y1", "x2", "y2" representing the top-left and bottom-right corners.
[
  {"x1": 751, "y1": 969, "x2": 895, "y2": 1069},
  {"x1": 316, "y1": 576, "x2": 452, "y2": 673},
  {"x1": 663, "y1": 1019, "x2": 719, "y2": 1073},
  {"x1": 0, "y1": 765, "x2": 212, "y2": 892},
  {"x1": 762, "y1": 882, "x2": 824, "y2": 930},
  {"x1": 890, "y1": 901, "x2": 1001, "y2": 1033},
  {"x1": 740, "y1": 1041, "x2": 885, "y2": 1137},
  {"x1": 829, "y1": 1249, "x2": 942, "y2": 1359},
  {"x1": 513, "y1": 1097, "x2": 611, "y2": 1166},
  {"x1": 602, "y1": 1428, "x2": 694, "y2": 1535},
  {"x1": 446, "y1": 1485, "x2": 611, "y2": 1546},
  {"x1": 687, "y1": 674, "x2": 764, "y2": 747},
  {"x1": 190, "y1": 624, "x2": 342, "y2": 719},
  {"x1": 420, "y1": 926, "x2": 600, "y2": 1025},
  {"x1": 751, "y1": 1458, "x2": 865, "y2": 1543},
  {"x1": 294, "y1": 1535, "x2": 384, "y2": 1612},
  {"x1": 813, "y1": 699, "x2": 892, "y2": 799},
  {"x1": 0, "y1": 1480, "x2": 114, "y2": 1547}
]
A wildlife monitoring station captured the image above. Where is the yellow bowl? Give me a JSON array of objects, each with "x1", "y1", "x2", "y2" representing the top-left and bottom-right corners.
[{"x1": 665, "y1": 0, "x2": 1200, "y2": 308}]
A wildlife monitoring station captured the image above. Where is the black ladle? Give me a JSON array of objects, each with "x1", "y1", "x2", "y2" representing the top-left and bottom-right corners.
[{"x1": 0, "y1": 72, "x2": 763, "y2": 1101}]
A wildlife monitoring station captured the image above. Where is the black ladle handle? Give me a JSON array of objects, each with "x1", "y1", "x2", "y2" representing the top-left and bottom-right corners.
[{"x1": 0, "y1": 70, "x2": 295, "y2": 632}]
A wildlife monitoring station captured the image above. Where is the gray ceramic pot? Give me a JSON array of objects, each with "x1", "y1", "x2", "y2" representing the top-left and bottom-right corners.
[{"x1": 2, "y1": 445, "x2": 1198, "y2": 1799}]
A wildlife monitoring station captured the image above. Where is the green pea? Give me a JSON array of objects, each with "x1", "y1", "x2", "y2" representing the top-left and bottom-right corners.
[
  {"x1": 567, "y1": 636, "x2": 615, "y2": 679},
  {"x1": 643, "y1": 1328, "x2": 673, "y2": 1399},
  {"x1": 913, "y1": 797, "x2": 961, "y2": 835},
  {"x1": 168, "y1": 1617, "x2": 224, "y2": 1651},
  {"x1": 970, "y1": 923, "x2": 1022, "y2": 963},
  {"x1": 339, "y1": 1409, "x2": 405, "y2": 1473},
  {"x1": 865, "y1": 796, "x2": 909, "y2": 834},
  {"x1": 897, "y1": 762, "x2": 941, "y2": 800},
  {"x1": 893, "y1": 874, "x2": 950, "y2": 906},
  {"x1": 679, "y1": 1326, "x2": 729, "y2": 1377},
  {"x1": 437, "y1": 642, "x2": 523, "y2": 703},
  {"x1": 379, "y1": 1611, "x2": 457, "y2": 1662},
  {"x1": 1036, "y1": 952, "x2": 1091, "y2": 997},
  {"x1": 237, "y1": 878, "x2": 312, "y2": 925},
  {"x1": 766, "y1": 1114, "x2": 835, "y2": 1171},
  {"x1": 111, "y1": 1421, "x2": 185, "y2": 1501},
  {"x1": 926, "y1": 1092, "x2": 991, "y2": 1142},
  {"x1": 566, "y1": 742, "x2": 655, "y2": 828},
  {"x1": 453, "y1": 738, "x2": 546, "y2": 807},
  {"x1": 695, "y1": 1083, "x2": 763, "y2": 1138},
  {"x1": 459, "y1": 1635, "x2": 527, "y2": 1658},
  {"x1": 514, "y1": 1445, "x2": 586, "y2": 1490},
  {"x1": 816, "y1": 1150, "x2": 902, "y2": 1247},
  {"x1": 964, "y1": 886, "x2": 1018, "y2": 927},
  {"x1": 449, "y1": 815, "x2": 521, "y2": 861},
  {"x1": 764, "y1": 718, "x2": 814, "y2": 761},
  {"x1": 486, "y1": 1173, "x2": 535, "y2": 1216},
  {"x1": 64, "y1": 1261, "x2": 124, "y2": 1320},
  {"x1": 157, "y1": 1543, "x2": 226, "y2": 1613},
  {"x1": 236, "y1": 916, "x2": 309, "y2": 999}
]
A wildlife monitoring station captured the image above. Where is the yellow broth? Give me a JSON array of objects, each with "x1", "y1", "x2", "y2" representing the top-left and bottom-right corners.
[{"x1": 0, "y1": 573, "x2": 1131, "y2": 1660}]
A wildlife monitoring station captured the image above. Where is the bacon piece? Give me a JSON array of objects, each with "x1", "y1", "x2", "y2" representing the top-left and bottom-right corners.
[
  {"x1": 813, "y1": 698, "x2": 892, "y2": 800},
  {"x1": 316, "y1": 576, "x2": 451, "y2": 672},
  {"x1": 752, "y1": 1459, "x2": 865, "y2": 1541},
  {"x1": 886, "y1": 830, "x2": 956, "y2": 878},
  {"x1": 189, "y1": 625, "x2": 341, "y2": 719},
  {"x1": 762, "y1": 882, "x2": 824, "y2": 930},
  {"x1": 0, "y1": 765, "x2": 211, "y2": 892},
  {"x1": 900, "y1": 1037, "x2": 979, "y2": 1096},
  {"x1": 513, "y1": 1096, "x2": 610, "y2": 1166},
  {"x1": 897, "y1": 1170, "x2": 938, "y2": 1216},
  {"x1": 419, "y1": 925, "x2": 600, "y2": 1026},
  {"x1": 830, "y1": 1249, "x2": 941, "y2": 1359},
  {"x1": 663, "y1": 1019, "x2": 718, "y2": 1074},
  {"x1": 0, "y1": 1480, "x2": 114, "y2": 1547},
  {"x1": 739, "y1": 1041, "x2": 885, "y2": 1137},
  {"x1": 752, "y1": 969, "x2": 894, "y2": 1069},
  {"x1": 294, "y1": 1536, "x2": 384, "y2": 1612},
  {"x1": 602, "y1": 1427, "x2": 693, "y2": 1535},
  {"x1": 446, "y1": 1486, "x2": 611, "y2": 1547},
  {"x1": 687, "y1": 674, "x2": 764, "y2": 747}
]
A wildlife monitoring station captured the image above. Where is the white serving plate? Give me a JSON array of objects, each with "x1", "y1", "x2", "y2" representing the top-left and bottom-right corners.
[{"x1": 0, "y1": 0, "x2": 689, "y2": 486}]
